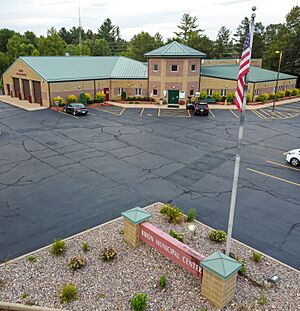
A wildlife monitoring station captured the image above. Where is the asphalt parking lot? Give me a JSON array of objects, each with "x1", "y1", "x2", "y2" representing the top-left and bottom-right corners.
[{"x1": 0, "y1": 101, "x2": 300, "y2": 270}]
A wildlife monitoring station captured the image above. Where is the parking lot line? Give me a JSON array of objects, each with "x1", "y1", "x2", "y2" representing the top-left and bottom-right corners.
[
  {"x1": 139, "y1": 108, "x2": 144, "y2": 116},
  {"x1": 247, "y1": 168, "x2": 300, "y2": 187},
  {"x1": 209, "y1": 110, "x2": 215, "y2": 118},
  {"x1": 119, "y1": 107, "x2": 125, "y2": 116},
  {"x1": 266, "y1": 160, "x2": 300, "y2": 172},
  {"x1": 187, "y1": 110, "x2": 191, "y2": 117},
  {"x1": 58, "y1": 111, "x2": 79, "y2": 119},
  {"x1": 229, "y1": 109, "x2": 239, "y2": 118},
  {"x1": 251, "y1": 109, "x2": 266, "y2": 119},
  {"x1": 277, "y1": 107, "x2": 300, "y2": 113},
  {"x1": 91, "y1": 107, "x2": 121, "y2": 116},
  {"x1": 259, "y1": 109, "x2": 276, "y2": 119},
  {"x1": 158, "y1": 108, "x2": 161, "y2": 117}
]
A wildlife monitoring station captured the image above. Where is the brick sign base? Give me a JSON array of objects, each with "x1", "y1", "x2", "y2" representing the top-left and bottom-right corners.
[{"x1": 140, "y1": 222, "x2": 206, "y2": 278}]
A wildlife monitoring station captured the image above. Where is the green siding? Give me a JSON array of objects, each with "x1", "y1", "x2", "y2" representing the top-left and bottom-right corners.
[{"x1": 201, "y1": 65, "x2": 297, "y2": 83}]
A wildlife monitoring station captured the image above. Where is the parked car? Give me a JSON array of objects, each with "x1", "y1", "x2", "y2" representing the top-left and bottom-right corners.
[
  {"x1": 63, "y1": 103, "x2": 88, "y2": 116},
  {"x1": 186, "y1": 101, "x2": 195, "y2": 110},
  {"x1": 193, "y1": 102, "x2": 209, "y2": 116},
  {"x1": 286, "y1": 149, "x2": 300, "y2": 166}
]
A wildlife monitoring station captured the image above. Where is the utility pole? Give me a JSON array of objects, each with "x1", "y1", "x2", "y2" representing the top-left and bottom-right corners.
[
  {"x1": 225, "y1": 7, "x2": 256, "y2": 256},
  {"x1": 272, "y1": 51, "x2": 283, "y2": 112},
  {"x1": 78, "y1": 0, "x2": 82, "y2": 56}
]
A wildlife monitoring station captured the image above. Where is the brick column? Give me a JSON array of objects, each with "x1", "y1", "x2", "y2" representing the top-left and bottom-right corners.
[
  {"x1": 29, "y1": 80, "x2": 33, "y2": 103},
  {"x1": 121, "y1": 207, "x2": 152, "y2": 248},
  {"x1": 19, "y1": 78, "x2": 23, "y2": 100},
  {"x1": 200, "y1": 251, "x2": 241, "y2": 309}
]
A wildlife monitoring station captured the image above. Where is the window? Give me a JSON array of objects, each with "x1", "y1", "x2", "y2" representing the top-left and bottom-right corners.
[
  {"x1": 190, "y1": 89, "x2": 194, "y2": 96},
  {"x1": 171, "y1": 64, "x2": 178, "y2": 72},
  {"x1": 221, "y1": 89, "x2": 227, "y2": 97},
  {"x1": 153, "y1": 64, "x2": 158, "y2": 72},
  {"x1": 118, "y1": 88, "x2": 124, "y2": 96},
  {"x1": 207, "y1": 89, "x2": 213, "y2": 96},
  {"x1": 191, "y1": 64, "x2": 196, "y2": 71},
  {"x1": 135, "y1": 88, "x2": 142, "y2": 96},
  {"x1": 255, "y1": 89, "x2": 259, "y2": 95},
  {"x1": 153, "y1": 89, "x2": 158, "y2": 96}
]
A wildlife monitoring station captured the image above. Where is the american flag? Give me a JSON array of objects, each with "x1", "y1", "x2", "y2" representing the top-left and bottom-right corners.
[{"x1": 234, "y1": 28, "x2": 251, "y2": 112}]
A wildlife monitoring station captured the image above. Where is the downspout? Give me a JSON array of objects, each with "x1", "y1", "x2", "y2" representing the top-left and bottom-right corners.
[
  {"x1": 48, "y1": 82, "x2": 51, "y2": 108},
  {"x1": 251, "y1": 82, "x2": 255, "y2": 102},
  {"x1": 94, "y1": 79, "x2": 96, "y2": 98}
]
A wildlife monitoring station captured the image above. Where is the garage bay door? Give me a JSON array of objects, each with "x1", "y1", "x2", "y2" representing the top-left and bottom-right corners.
[
  {"x1": 33, "y1": 81, "x2": 41, "y2": 104},
  {"x1": 13, "y1": 78, "x2": 20, "y2": 98},
  {"x1": 22, "y1": 79, "x2": 30, "y2": 101}
]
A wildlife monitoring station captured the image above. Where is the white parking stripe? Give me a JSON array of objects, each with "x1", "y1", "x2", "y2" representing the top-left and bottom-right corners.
[
  {"x1": 209, "y1": 110, "x2": 215, "y2": 118},
  {"x1": 229, "y1": 109, "x2": 239, "y2": 118},
  {"x1": 58, "y1": 111, "x2": 79, "y2": 119}
]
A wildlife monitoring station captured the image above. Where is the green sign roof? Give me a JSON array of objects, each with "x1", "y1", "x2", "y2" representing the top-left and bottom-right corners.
[
  {"x1": 201, "y1": 65, "x2": 297, "y2": 83},
  {"x1": 200, "y1": 251, "x2": 242, "y2": 280},
  {"x1": 121, "y1": 207, "x2": 153, "y2": 225},
  {"x1": 144, "y1": 41, "x2": 206, "y2": 58},
  {"x1": 18, "y1": 56, "x2": 148, "y2": 82}
]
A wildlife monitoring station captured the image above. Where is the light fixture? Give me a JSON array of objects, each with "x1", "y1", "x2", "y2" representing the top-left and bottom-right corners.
[
  {"x1": 188, "y1": 224, "x2": 196, "y2": 238},
  {"x1": 192, "y1": 85, "x2": 195, "y2": 88},
  {"x1": 267, "y1": 275, "x2": 280, "y2": 284},
  {"x1": 172, "y1": 85, "x2": 175, "y2": 89},
  {"x1": 153, "y1": 84, "x2": 156, "y2": 88}
]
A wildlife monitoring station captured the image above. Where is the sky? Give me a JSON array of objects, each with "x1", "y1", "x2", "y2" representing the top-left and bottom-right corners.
[{"x1": 0, "y1": 0, "x2": 298, "y2": 40}]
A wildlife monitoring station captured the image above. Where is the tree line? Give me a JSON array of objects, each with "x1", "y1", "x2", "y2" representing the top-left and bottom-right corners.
[{"x1": 0, "y1": 6, "x2": 299, "y2": 78}]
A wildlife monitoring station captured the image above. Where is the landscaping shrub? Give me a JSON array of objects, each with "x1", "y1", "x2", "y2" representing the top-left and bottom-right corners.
[
  {"x1": 78, "y1": 92, "x2": 87, "y2": 105},
  {"x1": 169, "y1": 229, "x2": 184, "y2": 243},
  {"x1": 95, "y1": 91, "x2": 105, "y2": 103},
  {"x1": 277, "y1": 90, "x2": 286, "y2": 98},
  {"x1": 247, "y1": 93, "x2": 251, "y2": 103},
  {"x1": 186, "y1": 208, "x2": 197, "y2": 222},
  {"x1": 256, "y1": 93, "x2": 269, "y2": 102},
  {"x1": 21, "y1": 293, "x2": 28, "y2": 299},
  {"x1": 85, "y1": 92, "x2": 92, "y2": 103},
  {"x1": 130, "y1": 293, "x2": 148, "y2": 311},
  {"x1": 67, "y1": 94, "x2": 77, "y2": 104},
  {"x1": 121, "y1": 90, "x2": 126, "y2": 100},
  {"x1": 159, "y1": 275, "x2": 166, "y2": 289},
  {"x1": 238, "y1": 259, "x2": 247, "y2": 276},
  {"x1": 221, "y1": 96, "x2": 226, "y2": 102},
  {"x1": 51, "y1": 239, "x2": 65, "y2": 256},
  {"x1": 82, "y1": 242, "x2": 89, "y2": 253},
  {"x1": 53, "y1": 96, "x2": 63, "y2": 106},
  {"x1": 160, "y1": 204, "x2": 184, "y2": 224},
  {"x1": 135, "y1": 101, "x2": 139, "y2": 104},
  {"x1": 59, "y1": 283, "x2": 78, "y2": 303},
  {"x1": 212, "y1": 92, "x2": 221, "y2": 101},
  {"x1": 199, "y1": 91, "x2": 207, "y2": 100},
  {"x1": 68, "y1": 257, "x2": 86, "y2": 271},
  {"x1": 208, "y1": 230, "x2": 227, "y2": 242},
  {"x1": 258, "y1": 294, "x2": 266, "y2": 306},
  {"x1": 262, "y1": 93, "x2": 269, "y2": 101},
  {"x1": 269, "y1": 92, "x2": 275, "y2": 100},
  {"x1": 285, "y1": 89, "x2": 292, "y2": 97},
  {"x1": 129, "y1": 101, "x2": 133, "y2": 104},
  {"x1": 226, "y1": 92, "x2": 235, "y2": 103},
  {"x1": 100, "y1": 247, "x2": 117, "y2": 262},
  {"x1": 27, "y1": 255, "x2": 36, "y2": 263},
  {"x1": 292, "y1": 88, "x2": 300, "y2": 96},
  {"x1": 251, "y1": 251, "x2": 263, "y2": 263},
  {"x1": 127, "y1": 96, "x2": 133, "y2": 101}
]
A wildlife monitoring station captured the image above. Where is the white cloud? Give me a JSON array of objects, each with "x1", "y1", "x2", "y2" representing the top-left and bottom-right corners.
[{"x1": 0, "y1": 0, "x2": 298, "y2": 40}]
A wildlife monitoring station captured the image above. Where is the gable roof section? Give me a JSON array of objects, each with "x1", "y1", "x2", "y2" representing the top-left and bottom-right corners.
[
  {"x1": 201, "y1": 65, "x2": 297, "y2": 83},
  {"x1": 144, "y1": 41, "x2": 206, "y2": 58},
  {"x1": 18, "y1": 56, "x2": 148, "y2": 82}
]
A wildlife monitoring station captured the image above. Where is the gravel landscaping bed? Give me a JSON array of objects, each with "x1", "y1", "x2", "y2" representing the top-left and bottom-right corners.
[{"x1": 0, "y1": 202, "x2": 299, "y2": 310}]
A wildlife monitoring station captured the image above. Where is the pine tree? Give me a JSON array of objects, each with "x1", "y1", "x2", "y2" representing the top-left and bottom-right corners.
[{"x1": 174, "y1": 13, "x2": 203, "y2": 42}]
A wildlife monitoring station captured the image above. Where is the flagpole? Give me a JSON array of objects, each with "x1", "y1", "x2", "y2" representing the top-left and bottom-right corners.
[{"x1": 225, "y1": 6, "x2": 256, "y2": 256}]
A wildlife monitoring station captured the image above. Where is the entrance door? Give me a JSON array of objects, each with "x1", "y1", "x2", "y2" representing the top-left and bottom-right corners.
[
  {"x1": 22, "y1": 79, "x2": 30, "y2": 100},
  {"x1": 13, "y1": 78, "x2": 20, "y2": 98},
  {"x1": 33, "y1": 81, "x2": 42, "y2": 104},
  {"x1": 168, "y1": 90, "x2": 179, "y2": 107},
  {"x1": 103, "y1": 88, "x2": 109, "y2": 101},
  {"x1": 6, "y1": 84, "x2": 10, "y2": 96}
]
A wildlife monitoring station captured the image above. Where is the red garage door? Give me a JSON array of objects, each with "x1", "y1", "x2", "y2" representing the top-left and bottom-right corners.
[
  {"x1": 32, "y1": 81, "x2": 42, "y2": 104},
  {"x1": 22, "y1": 79, "x2": 30, "y2": 101}
]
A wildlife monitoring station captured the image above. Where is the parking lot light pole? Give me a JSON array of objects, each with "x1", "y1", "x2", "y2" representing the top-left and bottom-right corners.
[{"x1": 272, "y1": 50, "x2": 283, "y2": 112}]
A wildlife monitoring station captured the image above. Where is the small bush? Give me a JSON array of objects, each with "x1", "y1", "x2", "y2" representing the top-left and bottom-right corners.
[
  {"x1": 169, "y1": 229, "x2": 184, "y2": 243},
  {"x1": 226, "y1": 92, "x2": 235, "y2": 103},
  {"x1": 99, "y1": 293, "x2": 106, "y2": 299},
  {"x1": 252, "y1": 251, "x2": 263, "y2": 263},
  {"x1": 212, "y1": 92, "x2": 221, "y2": 101},
  {"x1": 121, "y1": 90, "x2": 127, "y2": 100},
  {"x1": 200, "y1": 309, "x2": 208, "y2": 311},
  {"x1": 258, "y1": 294, "x2": 266, "y2": 306},
  {"x1": 160, "y1": 204, "x2": 184, "y2": 224},
  {"x1": 21, "y1": 293, "x2": 28, "y2": 299},
  {"x1": 135, "y1": 102, "x2": 139, "y2": 104},
  {"x1": 130, "y1": 293, "x2": 148, "y2": 311},
  {"x1": 129, "y1": 101, "x2": 133, "y2": 104},
  {"x1": 221, "y1": 96, "x2": 226, "y2": 102},
  {"x1": 69, "y1": 257, "x2": 86, "y2": 271},
  {"x1": 276, "y1": 90, "x2": 286, "y2": 99},
  {"x1": 269, "y1": 92, "x2": 275, "y2": 99},
  {"x1": 53, "y1": 96, "x2": 63, "y2": 106},
  {"x1": 159, "y1": 275, "x2": 166, "y2": 289},
  {"x1": 67, "y1": 94, "x2": 77, "y2": 104},
  {"x1": 51, "y1": 239, "x2": 65, "y2": 256},
  {"x1": 27, "y1": 255, "x2": 37, "y2": 263},
  {"x1": 262, "y1": 93, "x2": 269, "y2": 101},
  {"x1": 186, "y1": 208, "x2": 197, "y2": 222},
  {"x1": 59, "y1": 283, "x2": 77, "y2": 303},
  {"x1": 291, "y1": 88, "x2": 300, "y2": 96},
  {"x1": 199, "y1": 91, "x2": 207, "y2": 100},
  {"x1": 85, "y1": 92, "x2": 92, "y2": 103},
  {"x1": 285, "y1": 89, "x2": 292, "y2": 97},
  {"x1": 132, "y1": 96, "x2": 137, "y2": 101},
  {"x1": 209, "y1": 230, "x2": 227, "y2": 242},
  {"x1": 95, "y1": 91, "x2": 105, "y2": 103},
  {"x1": 78, "y1": 92, "x2": 87, "y2": 105},
  {"x1": 238, "y1": 259, "x2": 247, "y2": 276},
  {"x1": 82, "y1": 242, "x2": 89, "y2": 252},
  {"x1": 100, "y1": 247, "x2": 117, "y2": 262},
  {"x1": 247, "y1": 93, "x2": 251, "y2": 103}
]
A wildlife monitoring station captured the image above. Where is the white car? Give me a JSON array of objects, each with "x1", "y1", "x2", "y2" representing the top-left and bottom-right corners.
[{"x1": 286, "y1": 149, "x2": 300, "y2": 166}]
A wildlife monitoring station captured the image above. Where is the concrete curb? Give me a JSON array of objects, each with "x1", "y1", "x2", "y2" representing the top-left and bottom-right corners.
[{"x1": 0, "y1": 302, "x2": 67, "y2": 311}]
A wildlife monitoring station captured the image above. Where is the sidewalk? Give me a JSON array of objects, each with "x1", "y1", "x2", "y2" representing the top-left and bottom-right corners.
[
  {"x1": 107, "y1": 97, "x2": 300, "y2": 110},
  {"x1": 0, "y1": 95, "x2": 48, "y2": 111}
]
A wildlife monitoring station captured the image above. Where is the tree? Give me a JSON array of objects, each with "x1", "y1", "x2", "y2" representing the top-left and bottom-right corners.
[
  {"x1": 214, "y1": 26, "x2": 233, "y2": 58},
  {"x1": 174, "y1": 13, "x2": 203, "y2": 42},
  {"x1": 97, "y1": 18, "x2": 116, "y2": 45},
  {"x1": 0, "y1": 51, "x2": 9, "y2": 74},
  {"x1": 59, "y1": 27, "x2": 73, "y2": 44},
  {"x1": 65, "y1": 43, "x2": 91, "y2": 55},
  {"x1": 6, "y1": 34, "x2": 27, "y2": 62},
  {"x1": 125, "y1": 32, "x2": 163, "y2": 62},
  {"x1": 24, "y1": 31, "x2": 38, "y2": 47},
  {"x1": 0, "y1": 28, "x2": 15, "y2": 53},
  {"x1": 186, "y1": 33, "x2": 214, "y2": 58},
  {"x1": 88, "y1": 38, "x2": 111, "y2": 56},
  {"x1": 38, "y1": 27, "x2": 66, "y2": 56}
]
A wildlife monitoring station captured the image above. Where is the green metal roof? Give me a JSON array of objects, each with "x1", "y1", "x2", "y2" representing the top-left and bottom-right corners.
[
  {"x1": 201, "y1": 65, "x2": 297, "y2": 83},
  {"x1": 200, "y1": 251, "x2": 242, "y2": 280},
  {"x1": 19, "y1": 56, "x2": 148, "y2": 82},
  {"x1": 121, "y1": 207, "x2": 153, "y2": 225},
  {"x1": 144, "y1": 41, "x2": 206, "y2": 58}
]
